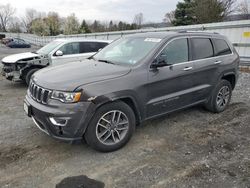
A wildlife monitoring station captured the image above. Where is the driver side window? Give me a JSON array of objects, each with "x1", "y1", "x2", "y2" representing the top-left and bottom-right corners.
[
  {"x1": 59, "y1": 42, "x2": 80, "y2": 55},
  {"x1": 160, "y1": 38, "x2": 188, "y2": 64}
]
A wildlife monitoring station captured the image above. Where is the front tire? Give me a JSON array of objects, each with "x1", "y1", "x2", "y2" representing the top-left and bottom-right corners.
[
  {"x1": 84, "y1": 101, "x2": 136, "y2": 152},
  {"x1": 205, "y1": 79, "x2": 232, "y2": 113}
]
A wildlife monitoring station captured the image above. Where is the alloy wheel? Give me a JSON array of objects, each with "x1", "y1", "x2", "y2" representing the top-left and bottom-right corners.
[
  {"x1": 96, "y1": 110, "x2": 129, "y2": 145},
  {"x1": 216, "y1": 86, "x2": 230, "y2": 109}
]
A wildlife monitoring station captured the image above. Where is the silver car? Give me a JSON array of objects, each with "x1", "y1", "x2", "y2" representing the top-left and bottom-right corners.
[{"x1": 1, "y1": 39, "x2": 111, "y2": 84}]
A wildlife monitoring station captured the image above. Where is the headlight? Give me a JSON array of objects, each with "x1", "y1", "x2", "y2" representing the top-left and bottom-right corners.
[{"x1": 51, "y1": 91, "x2": 82, "y2": 103}]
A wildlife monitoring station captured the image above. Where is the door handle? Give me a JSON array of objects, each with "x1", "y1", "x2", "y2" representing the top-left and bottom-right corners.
[
  {"x1": 183, "y1": 67, "x2": 193, "y2": 71},
  {"x1": 214, "y1": 60, "x2": 222, "y2": 65}
]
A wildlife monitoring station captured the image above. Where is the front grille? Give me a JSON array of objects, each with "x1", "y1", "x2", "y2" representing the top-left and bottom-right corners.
[{"x1": 29, "y1": 81, "x2": 52, "y2": 104}]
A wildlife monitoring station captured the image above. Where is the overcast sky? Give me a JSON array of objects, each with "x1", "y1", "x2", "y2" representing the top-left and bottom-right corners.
[{"x1": 0, "y1": 0, "x2": 179, "y2": 23}]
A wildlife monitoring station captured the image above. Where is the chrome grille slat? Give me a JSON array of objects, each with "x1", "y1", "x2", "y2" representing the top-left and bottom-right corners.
[
  {"x1": 30, "y1": 83, "x2": 33, "y2": 94},
  {"x1": 30, "y1": 82, "x2": 32, "y2": 94},
  {"x1": 37, "y1": 87, "x2": 42, "y2": 102},
  {"x1": 32, "y1": 84, "x2": 36, "y2": 97},
  {"x1": 35, "y1": 86, "x2": 39, "y2": 100},
  {"x1": 40, "y1": 89, "x2": 45, "y2": 103},
  {"x1": 29, "y1": 81, "x2": 51, "y2": 104},
  {"x1": 34, "y1": 86, "x2": 37, "y2": 98}
]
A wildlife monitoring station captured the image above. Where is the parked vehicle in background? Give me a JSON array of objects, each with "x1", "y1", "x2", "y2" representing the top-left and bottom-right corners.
[
  {"x1": 2, "y1": 37, "x2": 13, "y2": 45},
  {"x1": 6, "y1": 38, "x2": 31, "y2": 48},
  {"x1": 1, "y1": 39, "x2": 111, "y2": 84},
  {"x1": 24, "y1": 31, "x2": 240, "y2": 152},
  {"x1": 0, "y1": 34, "x2": 6, "y2": 40}
]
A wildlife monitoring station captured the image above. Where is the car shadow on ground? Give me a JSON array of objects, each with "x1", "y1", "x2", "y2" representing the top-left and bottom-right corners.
[{"x1": 55, "y1": 175, "x2": 105, "y2": 188}]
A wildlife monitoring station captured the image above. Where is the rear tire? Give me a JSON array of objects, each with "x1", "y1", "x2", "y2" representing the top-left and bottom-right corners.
[
  {"x1": 204, "y1": 79, "x2": 232, "y2": 113},
  {"x1": 24, "y1": 68, "x2": 39, "y2": 85},
  {"x1": 84, "y1": 101, "x2": 136, "y2": 152}
]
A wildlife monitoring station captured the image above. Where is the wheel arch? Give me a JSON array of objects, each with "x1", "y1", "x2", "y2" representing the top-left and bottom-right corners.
[
  {"x1": 93, "y1": 94, "x2": 142, "y2": 125},
  {"x1": 221, "y1": 72, "x2": 236, "y2": 90},
  {"x1": 118, "y1": 97, "x2": 141, "y2": 125}
]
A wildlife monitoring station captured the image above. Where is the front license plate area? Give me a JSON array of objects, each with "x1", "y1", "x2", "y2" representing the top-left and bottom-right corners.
[{"x1": 24, "y1": 101, "x2": 31, "y2": 117}]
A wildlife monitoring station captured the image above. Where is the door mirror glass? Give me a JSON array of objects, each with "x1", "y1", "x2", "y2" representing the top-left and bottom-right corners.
[{"x1": 55, "y1": 50, "x2": 63, "y2": 56}]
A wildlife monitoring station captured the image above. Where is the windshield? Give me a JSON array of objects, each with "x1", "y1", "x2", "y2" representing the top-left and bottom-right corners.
[
  {"x1": 93, "y1": 37, "x2": 161, "y2": 65},
  {"x1": 36, "y1": 41, "x2": 63, "y2": 55}
]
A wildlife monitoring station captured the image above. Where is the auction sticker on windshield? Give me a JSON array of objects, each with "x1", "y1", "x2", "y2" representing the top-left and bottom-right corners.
[{"x1": 144, "y1": 38, "x2": 162, "y2": 43}]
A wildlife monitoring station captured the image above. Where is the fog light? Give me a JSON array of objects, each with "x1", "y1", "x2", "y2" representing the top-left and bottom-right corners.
[{"x1": 49, "y1": 117, "x2": 68, "y2": 126}]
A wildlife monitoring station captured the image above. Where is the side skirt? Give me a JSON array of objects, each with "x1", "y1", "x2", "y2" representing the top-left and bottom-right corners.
[{"x1": 144, "y1": 99, "x2": 206, "y2": 122}]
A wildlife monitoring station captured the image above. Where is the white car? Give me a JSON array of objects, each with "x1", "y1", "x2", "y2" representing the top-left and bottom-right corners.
[{"x1": 1, "y1": 39, "x2": 111, "y2": 84}]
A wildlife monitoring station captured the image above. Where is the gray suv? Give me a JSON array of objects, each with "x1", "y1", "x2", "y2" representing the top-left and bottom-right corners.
[{"x1": 24, "y1": 32, "x2": 239, "y2": 152}]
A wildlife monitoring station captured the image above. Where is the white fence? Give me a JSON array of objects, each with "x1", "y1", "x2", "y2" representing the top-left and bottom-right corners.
[{"x1": 1, "y1": 20, "x2": 250, "y2": 60}]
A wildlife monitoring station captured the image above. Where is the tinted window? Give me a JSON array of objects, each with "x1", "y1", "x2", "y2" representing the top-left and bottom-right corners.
[
  {"x1": 96, "y1": 42, "x2": 108, "y2": 50},
  {"x1": 80, "y1": 42, "x2": 108, "y2": 53},
  {"x1": 160, "y1": 38, "x2": 188, "y2": 64},
  {"x1": 59, "y1": 42, "x2": 80, "y2": 55},
  {"x1": 191, "y1": 38, "x2": 213, "y2": 60},
  {"x1": 213, "y1": 39, "x2": 232, "y2": 56}
]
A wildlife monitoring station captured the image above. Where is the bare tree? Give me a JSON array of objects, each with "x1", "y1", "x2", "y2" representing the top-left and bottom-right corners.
[
  {"x1": 22, "y1": 9, "x2": 40, "y2": 33},
  {"x1": 8, "y1": 17, "x2": 22, "y2": 33},
  {"x1": 133, "y1": 13, "x2": 144, "y2": 28},
  {"x1": 63, "y1": 13, "x2": 80, "y2": 35},
  {"x1": 221, "y1": 0, "x2": 237, "y2": 17},
  {"x1": 0, "y1": 3, "x2": 16, "y2": 32},
  {"x1": 237, "y1": 0, "x2": 250, "y2": 14},
  {"x1": 163, "y1": 11, "x2": 175, "y2": 24}
]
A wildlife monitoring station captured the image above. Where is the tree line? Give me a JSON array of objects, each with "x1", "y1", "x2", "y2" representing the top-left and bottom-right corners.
[
  {"x1": 164, "y1": 0, "x2": 249, "y2": 26},
  {"x1": 0, "y1": 1, "x2": 249, "y2": 35},
  {"x1": 0, "y1": 4, "x2": 144, "y2": 35}
]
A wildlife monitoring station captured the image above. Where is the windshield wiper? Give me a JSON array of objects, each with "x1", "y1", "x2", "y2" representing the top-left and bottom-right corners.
[
  {"x1": 97, "y1": 59, "x2": 115, "y2": 65},
  {"x1": 88, "y1": 56, "x2": 96, "y2": 60},
  {"x1": 32, "y1": 51, "x2": 38, "y2": 54}
]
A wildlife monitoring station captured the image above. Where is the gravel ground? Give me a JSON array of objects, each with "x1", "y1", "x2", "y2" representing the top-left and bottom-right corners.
[{"x1": 0, "y1": 45, "x2": 250, "y2": 188}]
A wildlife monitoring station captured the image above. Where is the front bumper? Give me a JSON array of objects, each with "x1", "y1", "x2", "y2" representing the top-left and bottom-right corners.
[
  {"x1": 24, "y1": 92, "x2": 96, "y2": 141},
  {"x1": 3, "y1": 71, "x2": 22, "y2": 81},
  {"x1": 1, "y1": 63, "x2": 22, "y2": 82}
]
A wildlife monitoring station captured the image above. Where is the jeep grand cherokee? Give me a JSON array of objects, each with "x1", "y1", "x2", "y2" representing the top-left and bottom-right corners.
[{"x1": 24, "y1": 32, "x2": 239, "y2": 152}]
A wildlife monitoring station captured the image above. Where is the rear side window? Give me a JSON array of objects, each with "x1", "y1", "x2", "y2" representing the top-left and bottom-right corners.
[
  {"x1": 161, "y1": 38, "x2": 189, "y2": 64},
  {"x1": 80, "y1": 42, "x2": 108, "y2": 53},
  {"x1": 191, "y1": 38, "x2": 213, "y2": 60},
  {"x1": 213, "y1": 39, "x2": 232, "y2": 56}
]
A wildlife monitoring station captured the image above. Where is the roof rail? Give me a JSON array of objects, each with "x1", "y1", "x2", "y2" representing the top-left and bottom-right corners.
[{"x1": 177, "y1": 30, "x2": 219, "y2": 34}]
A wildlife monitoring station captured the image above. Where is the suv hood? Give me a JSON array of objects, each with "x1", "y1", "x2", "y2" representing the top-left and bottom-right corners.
[
  {"x1": 33, "y1": 59, "x2": 131, "y2": 91},
  {"x1": 2, "y1": 52, "x2": 40, "y2": 63}
]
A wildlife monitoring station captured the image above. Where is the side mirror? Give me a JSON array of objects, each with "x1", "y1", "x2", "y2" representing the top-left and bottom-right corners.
[
  {"x1": 98, "y1": 48, "x2": 102, "y2": 52},
  {"x1": 55, "y1": 50, "x2": 63, "y2": 56},
  {"x1": 150, "y1": 54, "x2": 172, "y2": 69}
]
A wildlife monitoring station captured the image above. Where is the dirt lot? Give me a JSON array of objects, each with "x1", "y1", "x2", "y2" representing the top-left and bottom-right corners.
[{"x1": 0, "y1": 45, "x2": 250, "y2": 188}]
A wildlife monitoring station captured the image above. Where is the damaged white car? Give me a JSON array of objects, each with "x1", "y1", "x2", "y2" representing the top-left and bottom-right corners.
[{"x1": 1, "y1": 39, "x2": 110, "y2": 85}]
